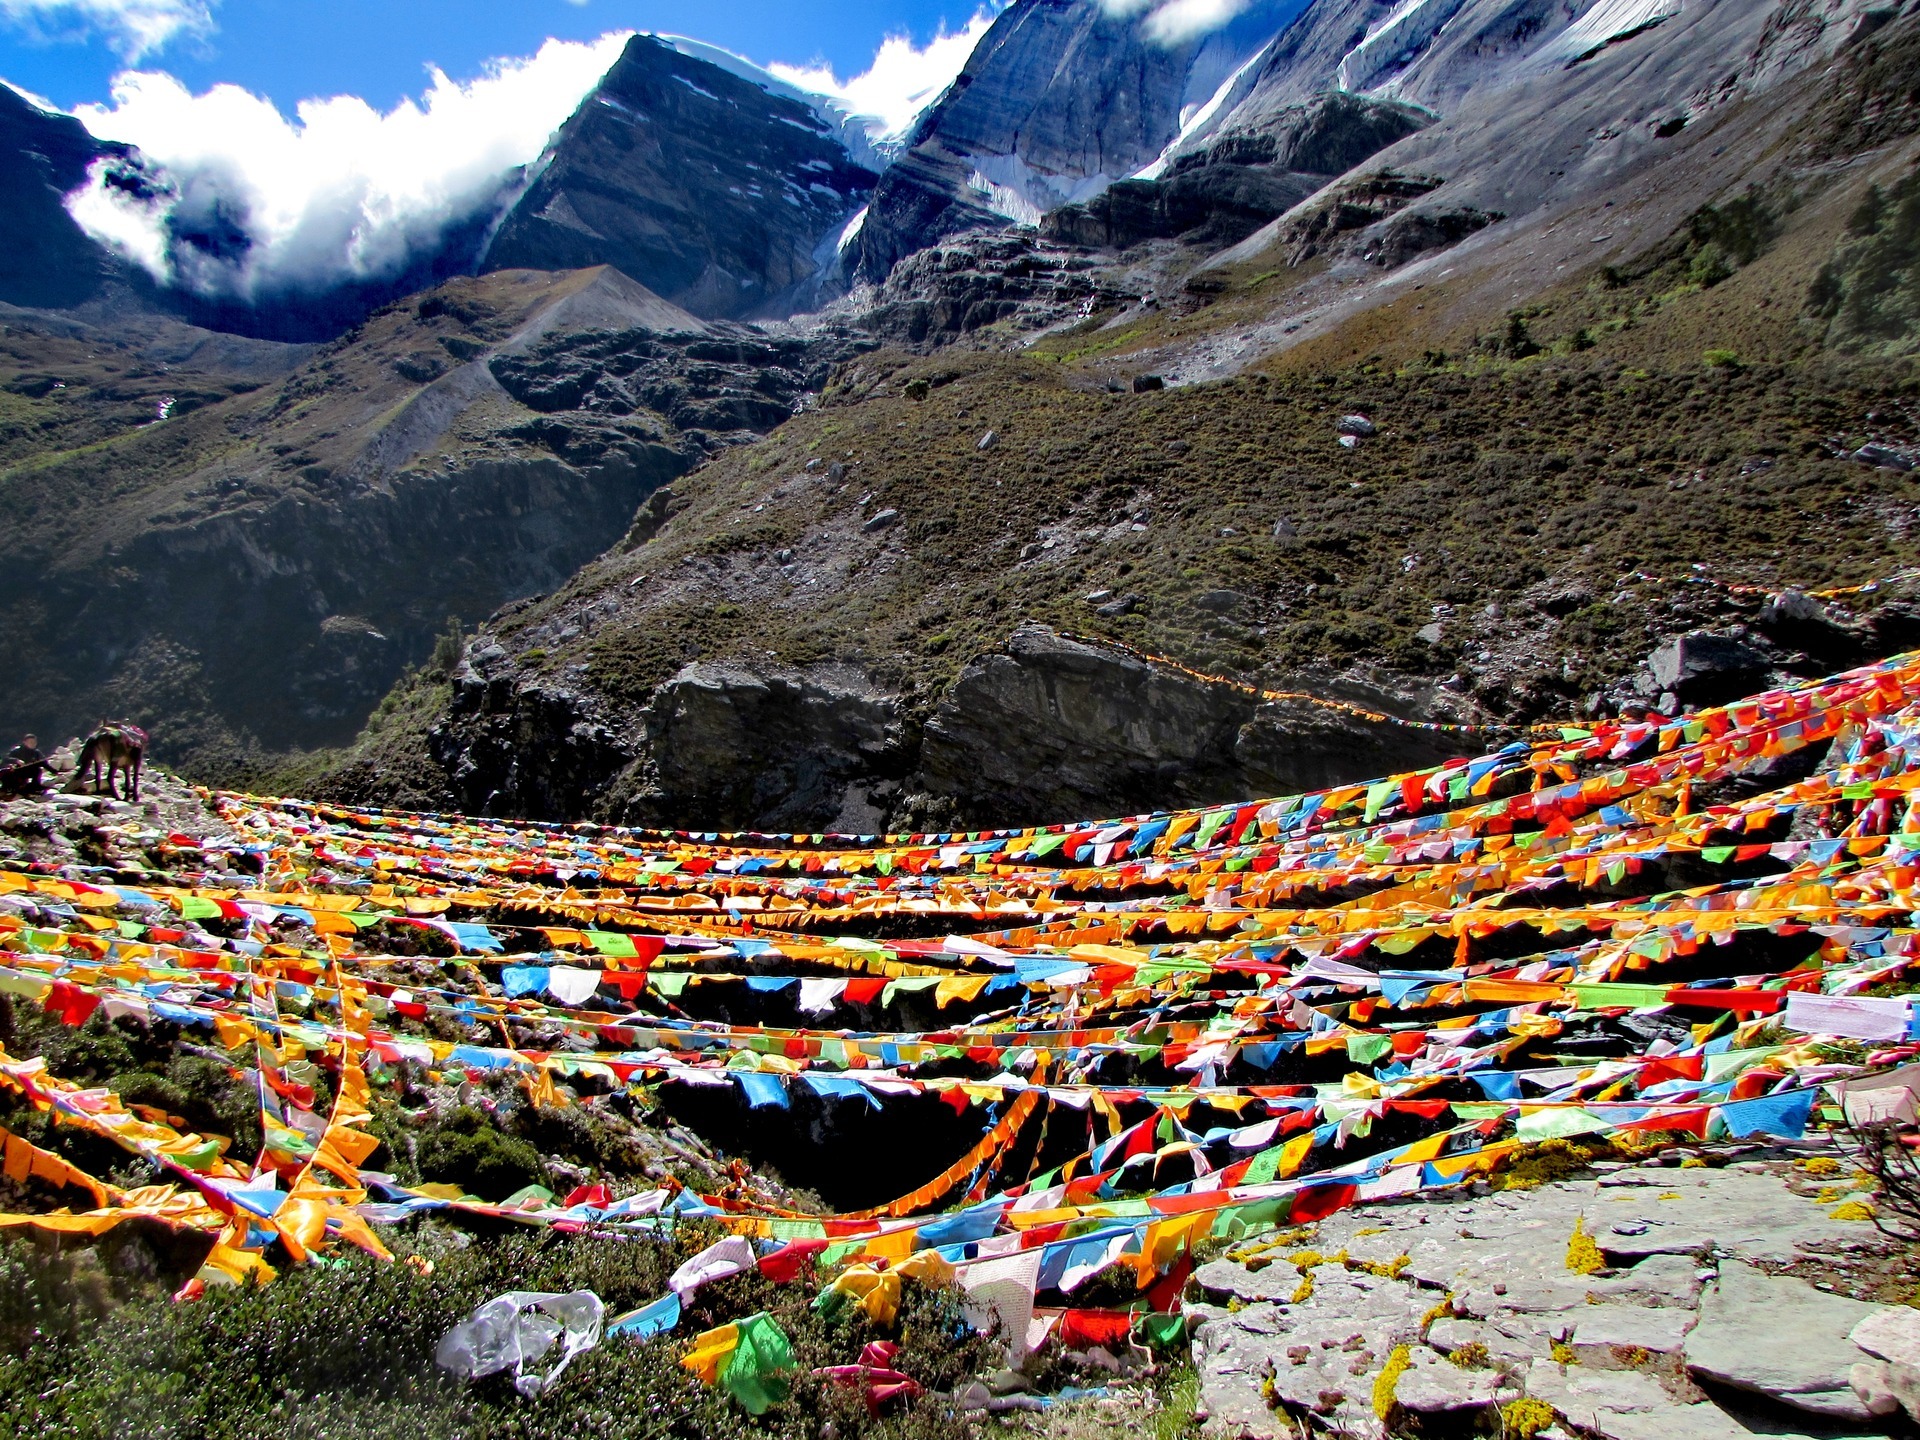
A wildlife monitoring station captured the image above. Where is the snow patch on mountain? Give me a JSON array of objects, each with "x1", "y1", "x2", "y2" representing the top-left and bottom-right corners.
[
  {"x1": 1544, "y1": 0, "x2": 1684, "y2": 65},
  {"x1": 1133, "y1": 39, "x2": 1277, "y2": 179},
  {"x1": 762, "y1": 12, "x2": 1001, "y2": 153},
  {"x1": 1334, "y1": 0, "x2": 1473, "y2": 95}
]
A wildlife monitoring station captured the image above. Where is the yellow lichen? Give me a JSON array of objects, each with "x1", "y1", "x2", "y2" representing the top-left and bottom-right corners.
[
  {"x1": 1351, "y1": 1253, "x2": 1412, "y2": 1279},
  {"x1": 1226, "y1": 1226, "x2": 1314, "y2": 1266},
  {"x1": 1680, "y1": 1156, "x2": 1708, "y2": 1169},
  {"x1": 1448, "y1": 1342, "x2": 1491, "y2": 1369},
  {"x1": 1566, "y1": 1218, "x2": 1605, "y2": 1276},
  {"x1": 1797, "y1": 1156, "x2": 1843, "y2": 1176},
  {"x1": 1551, "y1": 1342, "x2": 1578, "y2": 1365},
  {"x1": 1419, "y1": 1294, "x2": 1457, "y2": 1334},
  {"x1": 1503, "y1": 1396, "x2": 1557, "y2": 1438},
  {"x1": 1372, "y1": 1345, "x2": 1412, "y2": 1420},
  {"x1": 1612, "y1": 1345, "x2": 1651, "y2": 1369},
  {"x1": 1831, "y1": 1201, "x2": 1877, "y2": 1222}
]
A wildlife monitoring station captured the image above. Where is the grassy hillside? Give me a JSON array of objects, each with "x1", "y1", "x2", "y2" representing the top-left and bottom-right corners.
[
  {"x1": 285, "y1": 149, "x2": 1920, "y2": 815},
  {"x1": 0, "y1": 269, "x2": 819, "y2": 772}
]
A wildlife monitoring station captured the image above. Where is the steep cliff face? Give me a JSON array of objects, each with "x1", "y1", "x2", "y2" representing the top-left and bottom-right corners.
[
  {"x1": 914, "y1": 629, "x2": 1469, "y2": 824},
  {"x1": 0, "y1": 83, "x2": 131, "y2": 309},
  {"x1": 1043, "y1": 91, "x2": 1429, "y2": 250},
  {"x1": 413, "y1": 626, "x2": 1473, "y2": 830},
  {"x1": 1173, "y1": 0, "x2": 1890, "y2": 284},
  {"x1": 850, "y1": 0, "x2": 1311, "y2": 280},
  {"x1": 483, "y1": 35, "x2": 877, "y2": 320}
]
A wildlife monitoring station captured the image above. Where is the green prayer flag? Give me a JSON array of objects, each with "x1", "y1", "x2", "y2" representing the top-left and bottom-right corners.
[
  {"x1": 1243, "y1": 1143, "x2": 1287, "y2": 1185},
  {"x1": 721, "y1": 1312, "x2": 794, "y2": 1415},
  {"x1": 1137, "y1": 1312, "x2": 1187, "y2": 1348},
  {"x1": 1514, "y1": 1107, "x2": 1609, "y2": 1142},
  {"x1": 1346, "y1": 1032, "x2": 1394, "y2": 1065},
  {"x1": 1570, "y1": 982, "x2": 1671, "y2": 1009}
]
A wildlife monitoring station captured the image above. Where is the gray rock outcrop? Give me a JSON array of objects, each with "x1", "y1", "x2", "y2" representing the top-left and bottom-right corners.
[
  {"x1": 420, "y1": 625, "x2": 1478, "y2": 831},
  {"x1": 645, "y1": 664, "x2": 915, "y2": 833},
  {"x1": 1043, "y1": 93, "x2": 1430, "y2": 251},
  {"x1": 852, "y1": 233, "x2": 1139, "y2": 347},
  {"x1": 1646, "y1": 632, "x2": 1772, "y2": 703},
  {"x1": 918, "y1": 629, "x2": 1471, "y2": 826}
]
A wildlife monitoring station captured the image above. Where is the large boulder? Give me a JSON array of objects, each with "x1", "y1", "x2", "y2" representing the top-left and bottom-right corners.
[
  {"x1": 918, "y1": 628, "x2": 1256, "y2": 825},
  {"x1": 646, "y1": 663, "x2": 914, "y2": 833},
  {"x1": 1646, "y1": 632, "x2": 1771, "y2": 704},
  {"x1": 918, "y1": 629, "x2": 1475, "y2": 827},
  {"x1": 1850, "y1": 1308, "x2": 1920, "y2": 1420},
  {"x1": 1683, "y1": 1260, "x2": 1883, "y2": 1421},
  {"x1": 1235, "y1": 694, "x2": 1468, "y2": 798}
]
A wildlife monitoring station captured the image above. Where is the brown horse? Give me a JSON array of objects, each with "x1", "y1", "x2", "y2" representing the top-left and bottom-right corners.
[{"x1": 71, "y1": 723, "x2": 146, "y2": 801}]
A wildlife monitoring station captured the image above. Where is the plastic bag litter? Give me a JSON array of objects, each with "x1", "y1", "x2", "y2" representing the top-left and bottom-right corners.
[{"x1": 435, "y1": 1289, "x2": 606, "y2": 1397}]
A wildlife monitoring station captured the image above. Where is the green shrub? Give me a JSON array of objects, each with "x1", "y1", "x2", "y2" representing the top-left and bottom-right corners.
[
  {"x1": 0, "y1": 1226, "x2": 984, "y2": 1440},
  {"x1": 414, "y1": 1107, "x2": 547, "y2": 1199}
]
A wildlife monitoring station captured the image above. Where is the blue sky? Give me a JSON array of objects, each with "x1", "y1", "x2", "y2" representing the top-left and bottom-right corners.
[{"x1": 0, "y1": 0, "x2": 1000, "y2": 112}]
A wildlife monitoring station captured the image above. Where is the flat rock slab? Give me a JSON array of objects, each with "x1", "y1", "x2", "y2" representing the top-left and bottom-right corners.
[
  {"x1": 1684, "y1": 1260, "x2": 1883, "y2": 1421},
  {"x1": 1195, "y1": 1257, "x2": 1301, "y2": 1305},
  {"x1": 1526, "y1": 1363, "x2": 1756, "y2": 1440},
  {"x1": 1427, "y1": 1315, "x2": 1556, "y2": 1366},
  {"x1": 1571, "y1": 1303, "x2": 1697, "y2": 1354},
  {"x1": 1192, "y1": 1303, "x2": 1291, "y2": 1440},
  {"x1": 1392, "y1": 1349, "x2": 1507, "y2": 1413}
]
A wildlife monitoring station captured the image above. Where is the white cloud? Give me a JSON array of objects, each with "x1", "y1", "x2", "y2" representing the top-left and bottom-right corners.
[
  {"x1": 0, "y1": 0, "x2": 212, "y2": 61},
  {"x1": 46, "y1": 11, "x2": 1008, "y2": 302},
  {"x1": 1096, "y1": 0, "x2": 1258, "y2": 46},
  {"x1": 769, "y1": 9, "x2": 999, "y2": 141},
  {"x1": 65, "y1": 31, "x2": 630, "y2": 297}
]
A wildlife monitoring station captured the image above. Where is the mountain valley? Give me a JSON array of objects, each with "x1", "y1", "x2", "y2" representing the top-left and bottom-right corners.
[
  {"x1": 5, "y1": 7, "x2": 1920, "y2": 1438},
  {"x1": 2, "y1": 0, "x2": 1918, "y2": 830}
]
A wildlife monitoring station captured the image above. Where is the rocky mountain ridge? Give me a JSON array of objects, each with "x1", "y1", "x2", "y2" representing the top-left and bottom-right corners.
[
  {"x1": 847, "y1": 0, "x2": 1313, "y2": 281},
  {"x1": 0, "y1": 81, "x2": 132, "y2": 312},
  {"x1": 480, "y1": 34, "x2": 878, "y2": 321}
]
